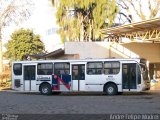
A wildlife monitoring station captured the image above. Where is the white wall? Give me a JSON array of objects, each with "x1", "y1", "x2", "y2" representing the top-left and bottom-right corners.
[
  {"x1": 65, "y1": 42, "x2": 111, "y2": 59},
  {"x1": 65, "y1": 42, "x2": 160, "y2": 63}
]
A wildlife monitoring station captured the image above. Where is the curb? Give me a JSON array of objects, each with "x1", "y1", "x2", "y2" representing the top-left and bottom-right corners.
[{"x1": 0, "y1": 88, "x2": 15, "y2": 92}]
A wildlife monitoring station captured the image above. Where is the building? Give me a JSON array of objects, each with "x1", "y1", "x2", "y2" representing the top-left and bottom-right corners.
[
  {"x1": 29, "y1": 48, "x2": 78, "y2": 60},
  {"x1": 30, "y1": 18, "x2": 160, "y2": 81}
]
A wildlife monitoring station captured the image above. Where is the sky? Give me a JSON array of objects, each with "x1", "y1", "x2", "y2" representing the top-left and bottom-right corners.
[
  {"x1": 2, "y1": 0, "x2": 61, "y2": 52},
  {"x1": 2, "y1": 0, "x2": 160, "y2": 52}
]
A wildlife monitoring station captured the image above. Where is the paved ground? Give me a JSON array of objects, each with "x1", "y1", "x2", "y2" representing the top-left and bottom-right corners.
[
  {"x1": 150, "y1": 79, "x2": 160, "y2": 90},
  {"x1": 0, "y1": 90, "x2": 160, "y2": 114}
]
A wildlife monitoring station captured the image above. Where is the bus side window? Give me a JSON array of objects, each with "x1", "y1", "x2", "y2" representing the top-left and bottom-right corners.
[
  {"x1": 13, "y1": 63, "x2": 22, "y2": 75},
  {"x1": 137, "y1": 65, "x2": 141, "y2": 84},
  {"x1": 64, "y1": 70, "x2": 69, "y2": 75},
  {"x1": 97, "y1": 70, "x2": 102, "y2": 74},
  {"x1": 38, "y1": 70, "x2": 45, "y2": 75},
  {"x1": 104, "y1": 69, "x2": 109, "y2": 74},
  {"x1": 54, "y1": 62, "x2": 70, "y2": 76},
  {"x1": 87, "y1": 62, "x2": 103, "y2": 75},
  {"x1": 37, "y1": 63, "x2": 53, "y2": 75},
  {"x1": 104, "y1": 62, "x2": 120, "y2": 75},
  {"x1": 87, "y1": 69, "x2": 92, "y2": 74},
  {"x1": 60, "y1": 70, "x2": 65, "y2": 74},
  {"x1": 47, "y1": 70, "x2": 52, "y2": 75},
  {"x1": 55, "y1": 70, "x2": 60, "y2": 76},
  {"x1": 109, "y1": 69, "x2": 113, "y2": 74}
]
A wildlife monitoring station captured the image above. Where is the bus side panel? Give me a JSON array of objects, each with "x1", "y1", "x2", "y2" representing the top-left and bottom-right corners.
[
  {"x1": 12, "y1": 72, "x2": 24, "y2": 91},
  {"x1": 52, "y1": 74, "x2": 71, "y2": 91},
  {"x1": 85, "y1": 74, "x2": 123, "y2": 92},
  {"x1": 37, "y1": 75, "x2": 53, "y2": 91},
  {"x1": 85, "y1": 75, "x2": 104, "y2": 91},
  {"x1": 12, "y1": 63, "x2": 24, "y2": 91}
]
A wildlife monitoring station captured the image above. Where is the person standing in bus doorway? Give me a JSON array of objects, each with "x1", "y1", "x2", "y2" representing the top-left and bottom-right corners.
[
  {"x1": 80, "y1": 71, "x2": 85, "y2": 80},
  {"x1": 130, "y1": 67, "x2": 136, "y2": 89}
]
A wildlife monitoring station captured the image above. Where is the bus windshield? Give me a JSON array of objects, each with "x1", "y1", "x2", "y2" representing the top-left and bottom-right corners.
[{"x1": 140, "y1": 64, "x2": 149, "y2": 80}]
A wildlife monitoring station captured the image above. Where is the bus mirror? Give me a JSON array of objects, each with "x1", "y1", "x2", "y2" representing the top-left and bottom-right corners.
[{"x1": 139, "y1": 63, "x2": 147, "y2": 73}]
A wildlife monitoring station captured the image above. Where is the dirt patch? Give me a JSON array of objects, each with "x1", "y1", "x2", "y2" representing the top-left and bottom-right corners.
[{"x1": 150, "y1": 80, "x2": 160, "y2": 90}]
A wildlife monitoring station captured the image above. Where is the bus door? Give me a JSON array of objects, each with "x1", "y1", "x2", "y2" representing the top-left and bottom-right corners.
[
  {"x1": 71, "y1": 64, "x2": 85, "y2": 91},
  {"x1": 122, "y1": 63, "x2": 137, "y2": 91},
  {"x1": 23, "y1": 65, "x2": 36, "y2": 91}
]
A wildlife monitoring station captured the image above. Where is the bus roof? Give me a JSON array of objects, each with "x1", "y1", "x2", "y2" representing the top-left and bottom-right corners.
[{"x1": 12, "y1": 58, "x2": 145, "y2": 64}]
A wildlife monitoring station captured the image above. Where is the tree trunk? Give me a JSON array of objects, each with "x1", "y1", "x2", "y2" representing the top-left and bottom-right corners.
[
  {"x1": 0, "y1": 37, "x2": 3, "y2": 74},
  {"x1": 80, "y1": 22, "x2": 84, "y2": 41},
  {"x1": 89, "y1": 20, "x2": 92, "y2": 42},
  {"x1": 80, "y1": 15, "x2": 84, "y2": 42},
  {"x1": 0, "y1": 29, "x2": 3, "y2": 74}
]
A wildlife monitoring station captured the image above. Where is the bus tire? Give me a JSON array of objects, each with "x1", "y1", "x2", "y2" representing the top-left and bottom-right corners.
[
  {"x1": 104, "y1": 83, "x2": 118, "y2": 95},
  {"x1": 40, "y1": 83, "x2": 52, "y2": 95}
]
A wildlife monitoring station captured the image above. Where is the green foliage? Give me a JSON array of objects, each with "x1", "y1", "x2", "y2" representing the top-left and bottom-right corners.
[
  {"x1": 51, "y1": 0, "x2": 55, "y2": 6},
  {"x1": 4, "y1": 29, "x2": 44, "y2": 60},
  {"x1": 54, "y1": 0, "x2": 118, "y2": 42}
]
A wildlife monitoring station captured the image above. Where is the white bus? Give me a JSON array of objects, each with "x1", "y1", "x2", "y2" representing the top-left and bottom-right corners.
[{"x1": 12, "y1": 58, "x2": 150, "y2": 95}]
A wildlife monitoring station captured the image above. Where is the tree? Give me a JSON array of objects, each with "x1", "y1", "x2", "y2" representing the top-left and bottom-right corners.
[
  {"x1": 4, "y1": 29, "x2": 44, "y2": 61},
  {"x1": 52, "y1": 0, "x2": 118, "y2": 42},
  {"x1": 0, "y1": 0, "x2": 33, "y2": 73},
  {"x1": 117, "y1": 0, "x2": 160, "y2": 24}
]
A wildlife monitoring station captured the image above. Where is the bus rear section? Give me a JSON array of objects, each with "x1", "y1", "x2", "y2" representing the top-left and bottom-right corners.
[{"x1": 12, "y1": 62, "x2": 40, "y2": 92}]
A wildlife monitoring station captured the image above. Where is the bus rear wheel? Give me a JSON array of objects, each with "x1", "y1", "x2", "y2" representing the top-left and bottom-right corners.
[
  {"x1": 104, "y1": 84, "x2": 118, "y2": 95},
  {"x1": 40, "y1": 84, "x2": 52, "y2": 95}
]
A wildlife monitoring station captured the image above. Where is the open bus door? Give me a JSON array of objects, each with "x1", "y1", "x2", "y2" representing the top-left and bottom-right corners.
[
  {"x1": 122, "y1": 63, "x2": 138, "y2": 91},
  {"x1": 71, "y1": 64, "x2": 85, "y2": 91},
  {"x1": 23, "y1": 64, "x2": 36, "y2": 91}
]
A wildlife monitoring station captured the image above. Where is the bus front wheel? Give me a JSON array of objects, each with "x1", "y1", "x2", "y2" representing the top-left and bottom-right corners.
[
  {"x1": 40, "y1": 83, "x2": 52, "y2": 95},
  {"x1": 104, "y1": 83, "x2": 118, "y2": 95}
]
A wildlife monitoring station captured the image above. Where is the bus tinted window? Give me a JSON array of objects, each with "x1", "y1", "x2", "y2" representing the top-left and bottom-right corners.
[
  {"x1": 140, "y1": 64, "x2": 149, "y2": 81},
  {"x1": 54, "y1": 62, "x2": 70, "y2": 76},
  {"x1": 137, "y1": 65, "x2": 141, "y2": 84},
  {"x1": 87, "y1": 62, "x2": 103, "y2": 75},
  {"x1": 37, "y1": 63, "x2": 53, "y2": 75},
  {"x1": 13, "y1": 63, "x2": 22, "y2": 75},
  {"x1": 72, "y1": 65, "x2": 85, "y2": 80},
  {"x1": 104, "y1": 62, "x2": 120, "y2": 74}
]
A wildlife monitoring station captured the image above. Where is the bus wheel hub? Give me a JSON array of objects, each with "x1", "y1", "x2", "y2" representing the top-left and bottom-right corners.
[{"x1": 108, "y1": 87, "x2": 113, "y2": 93}]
